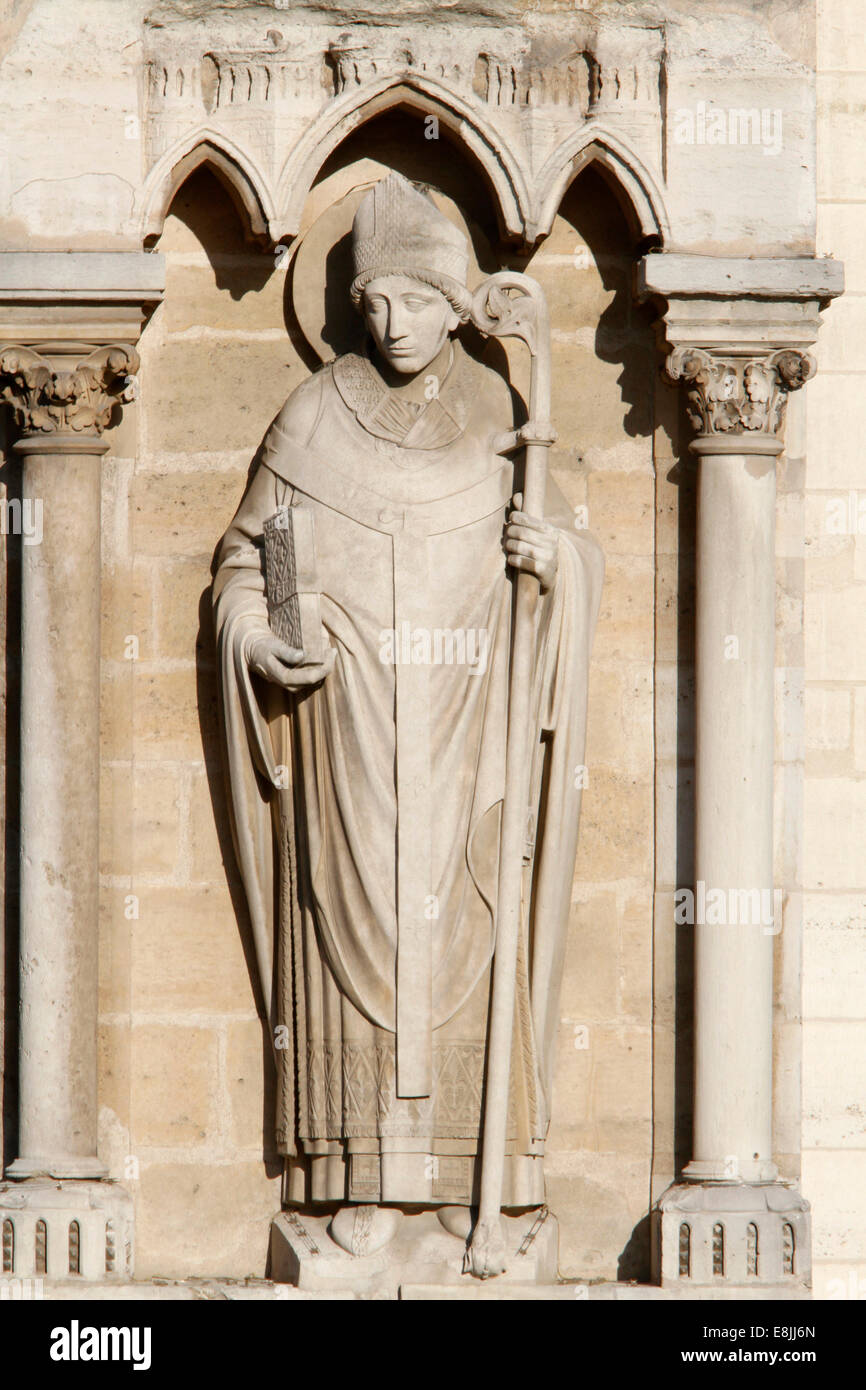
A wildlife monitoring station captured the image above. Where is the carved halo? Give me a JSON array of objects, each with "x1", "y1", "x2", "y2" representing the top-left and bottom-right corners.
[{"x1": 290, "y1": 171, "x2": 493, "y2": 364}]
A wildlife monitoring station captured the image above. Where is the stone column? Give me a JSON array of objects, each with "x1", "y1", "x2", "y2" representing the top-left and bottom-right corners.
[
  {"x1": 672, "y1": 348, "x2": 813, "y2": 1188},
  {"x1": 0, "y1": 345, "x2": 138, "y2": 1180},
  {"x1": 0, "y1": 345, "x2": 141, "y2": 1279},
  {"x1": 0, "y1": 254, "x2": 162, "y2": 1283},
  {"x1": 653, "y1": 349, "x2": 813, "y2": 1289},
  {"x1": 656, "y1": 353, "x2": 817, "y2": 1284},
  {"x1": 636, "y1": 255, "x2": 843, "y2": 1293}
]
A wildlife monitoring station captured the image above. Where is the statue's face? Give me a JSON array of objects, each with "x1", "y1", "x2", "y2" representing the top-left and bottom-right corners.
[{"x1": 362, "y1": 275, "x2": 459, "y2": 375}]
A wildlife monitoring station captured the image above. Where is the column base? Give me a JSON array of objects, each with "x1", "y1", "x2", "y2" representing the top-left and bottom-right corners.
[
  {"x1": 0, "y1": 1180, "x2": 133, "y2": 1281},
  {"x1": 653, "y1": 1182, "x2": 810, "y2": 1290},
  {"x1": 6, "y1": 1156, "x2": 108, "y2": 1180},
  {"x1": 683, "y1": 1157, "x2": 778, "y2": 1183}
]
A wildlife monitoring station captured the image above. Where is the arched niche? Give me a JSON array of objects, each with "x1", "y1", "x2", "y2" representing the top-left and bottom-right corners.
[
  {"x1": 130, "y1": 101, "x2": 665, "y2": 1285},
  {"x1": 522, "y1": 163, "x2": 659, "y2": 441},
  {"x1": 275, "y1": 76, "x2": 533, "y2": 246},
  {"x1": 137, "y1": 129, "x2": 277, "y2": 247},
  {"x1": 535, "y1": 126, "x2": 670, "y2": 249}
]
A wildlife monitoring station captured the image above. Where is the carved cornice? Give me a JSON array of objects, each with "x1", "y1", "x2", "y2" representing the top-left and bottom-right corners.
[
  {"x1": 138, "y1": 17, "x2": 669, "y2": 248},
  {"x1": 148, "y1": 31, "x2": 662, "y2": 119},
  {"x1": 666, "y1": 347, "x2": 815, "y2": 440},
  {"x1": 0, "y1": 344, "x2": 139, "y2": 436}
]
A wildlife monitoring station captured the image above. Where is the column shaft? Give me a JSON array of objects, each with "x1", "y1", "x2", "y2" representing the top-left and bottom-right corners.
[
  {"x1": 9, "y1": 436, "x2": 107, "y2": 1178},
  {"x1": 687, "y1": 439, "x2": 779, "y2": 1183}
]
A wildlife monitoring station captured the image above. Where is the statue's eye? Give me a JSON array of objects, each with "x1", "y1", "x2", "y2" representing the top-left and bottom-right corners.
[{"x1": 404, "y1": 296, "x2": 432, "y2": 311}]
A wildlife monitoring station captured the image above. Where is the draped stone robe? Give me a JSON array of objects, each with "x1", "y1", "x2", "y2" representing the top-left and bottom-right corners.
[{"x1": 213, "y1": 341, "x2": 603, "y2": 1207}]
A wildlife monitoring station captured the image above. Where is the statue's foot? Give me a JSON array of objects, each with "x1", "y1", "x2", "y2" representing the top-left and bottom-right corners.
[
  {"x1": 437, "y1": 1205, "x2": 473, "y2": 1241},
  {"x1": 328, "y1": 1204, "x2": 402, "y2": 1257}
]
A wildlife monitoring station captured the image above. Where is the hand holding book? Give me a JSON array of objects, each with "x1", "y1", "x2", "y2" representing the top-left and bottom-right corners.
[
  {"x1": 251, "y1": 502, "x2": 331, "y2": 688},
  {"x1": 244, "y1": 630, "x2": 336, "y2": 689},
  {"x1": 262, "y1": 504, "x2": 326, "y2": 665}
]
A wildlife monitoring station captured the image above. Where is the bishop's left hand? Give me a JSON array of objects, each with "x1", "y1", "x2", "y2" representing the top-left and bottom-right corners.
[{"x1": 504, "y1": 493, "x2": 559, "y2": 592}]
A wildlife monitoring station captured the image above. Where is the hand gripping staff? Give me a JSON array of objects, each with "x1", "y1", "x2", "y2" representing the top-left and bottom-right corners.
[{"x1": 466, "y1": 272, "x2": 553, "y2": 1278}]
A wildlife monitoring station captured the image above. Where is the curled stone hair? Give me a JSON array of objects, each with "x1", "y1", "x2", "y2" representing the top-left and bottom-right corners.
[{"x1": 350, "y1": 269, "x2": 473, "y2": 323}]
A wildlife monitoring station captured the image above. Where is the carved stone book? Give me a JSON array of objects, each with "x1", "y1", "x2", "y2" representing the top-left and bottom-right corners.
[{"x1": 263, "y1": 505, "x2": 325, "y2": 665}]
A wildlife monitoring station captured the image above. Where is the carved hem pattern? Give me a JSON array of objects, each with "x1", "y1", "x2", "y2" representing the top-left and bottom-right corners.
[{"x1": 301, "y1": 1039, "x2": 519, "y2": 1142}]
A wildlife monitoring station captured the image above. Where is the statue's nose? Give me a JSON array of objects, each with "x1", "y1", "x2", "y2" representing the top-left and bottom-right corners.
[{"x1": 387, "y1": 306, "x2": 411, "y2": 340}]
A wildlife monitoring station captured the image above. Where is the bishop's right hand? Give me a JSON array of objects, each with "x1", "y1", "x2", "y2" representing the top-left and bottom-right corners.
[{"x1": 243, "y1": 630, "x2": 336, "y2": 689}]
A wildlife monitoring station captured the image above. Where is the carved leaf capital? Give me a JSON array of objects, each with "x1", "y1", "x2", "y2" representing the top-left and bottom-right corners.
[
  {"x1": 666, "y1": 347, "x2": 816, "y2": 440},
  {"x1": 0, "y1": 344, "x2": 140, "y2": 436}
]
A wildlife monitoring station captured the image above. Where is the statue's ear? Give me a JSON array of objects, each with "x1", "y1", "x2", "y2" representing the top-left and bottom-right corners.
[{"x1": 445, "y1": 307, "x2": 460, "y2": 334}]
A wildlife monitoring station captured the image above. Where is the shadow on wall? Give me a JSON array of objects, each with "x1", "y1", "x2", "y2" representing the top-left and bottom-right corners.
[
  {"x1": 199, "y1": 502, "x2": 282, "y2": 1183},
  {"x1": 551, "y1": 165, "x2": 657, "y2": 440},
  {"x1": 166, "y1": 167, "x2": 275, "y2": 301},
  {"x1": 161, "y1": 169, "x2": 284, "y2": 1179},
  {"x1": 656, "y1": 382, "x2": 697, "y2": 1183},
  {"x1": 671, "y1": 434, "x2": 696, "y2": 1183},
  {"x1": 0, "y1": 419, "x2": 21, "y2": 1174}
]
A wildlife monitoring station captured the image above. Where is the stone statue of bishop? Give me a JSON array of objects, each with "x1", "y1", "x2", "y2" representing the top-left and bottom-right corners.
[{"x1": 213, "y1": 172, "x2": 603, "y2": 1259}]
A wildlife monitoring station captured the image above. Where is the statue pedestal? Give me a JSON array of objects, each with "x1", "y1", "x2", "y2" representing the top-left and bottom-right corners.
[{"x1": 270, "y1": 1207, "x2": 558, "y2": 1295}]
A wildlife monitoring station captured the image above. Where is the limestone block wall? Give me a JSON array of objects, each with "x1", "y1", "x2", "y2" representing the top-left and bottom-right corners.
[
  {"x1": 520, "y1": 173, "x2": 656, "y2": 1280},
  {"x1": 801, "y1": 0, "x2": 866, "y2": 1302},
  {"x1": 0, "y1": 0, "x2": 861, "y2": 1290}
]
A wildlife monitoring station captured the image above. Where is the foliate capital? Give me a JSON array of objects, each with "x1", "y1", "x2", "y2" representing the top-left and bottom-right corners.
[
  {"x1": 666, "y1": 347, "x2": 815, "y2": 440},
  {"x1": 0, "y1": 343, "x2": 140, "y2": 436}
]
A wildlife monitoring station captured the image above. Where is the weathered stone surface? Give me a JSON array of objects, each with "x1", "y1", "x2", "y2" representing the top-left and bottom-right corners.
[
  {"x1": 131, "y1": 665, "x2": 217, "y2": 764},
  {"x1": 134, "y1": 1162, "x2": 279, "y2": 1280},
  {"x1": 270, "y1": 1208, "x2": 558, "y2": 1294},
  {"x1": 226, "y1": 1019, "x2": 273, "y2": 1149},
  {"x1": 131, "y1": 468, "x2": 249, "y2": 558},
  {"x1": 803, "y1": 777, "x2": 866, "y2": 888},
  {"x1": 130, "y1": 1025, "x2": 219, "y2": 1148},
  {"x1": 130, "y1": 886, "x2": 255, "y2": 1014},
  {"x1": 151, "y1": 557, "x2": 215, "y2": 661},
  {"x1": 574, "y1": 768, "x2": 654, "y2": 882},
  {"x1": 802, "y1": 1022, "x2": 866, "y2": 1149},
  {"x1": 803, "y1": 1150, "x2": 866, "y2": 1262},
  {"x1": 0, "y1": 0, "x2": 859, "y2": 1298}
]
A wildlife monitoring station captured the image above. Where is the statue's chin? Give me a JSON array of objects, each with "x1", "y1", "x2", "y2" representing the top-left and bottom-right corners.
[{"x1": 379, "y1": 354, "x2": 426, "y2": 375}]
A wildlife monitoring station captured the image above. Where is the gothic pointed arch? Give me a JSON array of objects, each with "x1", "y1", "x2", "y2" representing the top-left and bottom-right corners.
[
  {"x1": 535, "y1": 125, "x2": 670, "y2": 246},
  {"x1": 275, "y1": 75, "x2": 533, "y2": 245},
  {"x1": 137, "y1": 128, "x2": 278, "y2": 245}
]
